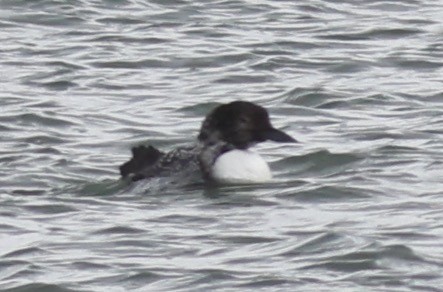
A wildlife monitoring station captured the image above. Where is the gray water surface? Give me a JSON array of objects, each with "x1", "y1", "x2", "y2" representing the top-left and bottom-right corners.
[{"x1": 1, "y1": 0, "x2": 443, "y2": 291}]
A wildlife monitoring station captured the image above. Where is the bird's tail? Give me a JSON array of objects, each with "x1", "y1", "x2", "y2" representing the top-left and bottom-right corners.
[{"x1": 119, "y1": 145, "x2": 163, "y2": 178}]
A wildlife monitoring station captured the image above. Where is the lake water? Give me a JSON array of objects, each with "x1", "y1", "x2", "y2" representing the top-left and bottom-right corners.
[{"x1": 1, "y1": 0, "x2": 443, "y2": 291}]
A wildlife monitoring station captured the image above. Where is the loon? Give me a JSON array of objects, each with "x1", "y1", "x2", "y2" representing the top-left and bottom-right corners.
[{"x1": 119, "y1": 101, "x2": 296, "y2": 184}]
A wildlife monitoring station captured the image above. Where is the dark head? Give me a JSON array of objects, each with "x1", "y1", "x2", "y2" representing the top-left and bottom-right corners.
[{"x1": 198, "y1": 101, "x2": 296, "y2": 149}]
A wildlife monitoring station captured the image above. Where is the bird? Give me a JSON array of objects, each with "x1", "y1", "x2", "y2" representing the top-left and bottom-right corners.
[{"x1": 119, "y1": 101, "x2": 296, "y2": 184}]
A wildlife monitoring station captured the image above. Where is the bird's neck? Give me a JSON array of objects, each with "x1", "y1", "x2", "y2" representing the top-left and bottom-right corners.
[{"x1": 197, "y1": 140, "x2": 234, "y2": 180}]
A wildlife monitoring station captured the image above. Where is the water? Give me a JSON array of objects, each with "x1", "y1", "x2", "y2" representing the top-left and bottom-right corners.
[{"x1": 1, "y1": 0, "x2": 443, "y2": 291}]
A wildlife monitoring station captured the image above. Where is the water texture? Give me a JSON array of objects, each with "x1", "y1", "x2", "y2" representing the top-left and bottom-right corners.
[{"x1": 1, "y1": 0, "x2": 443, "y2": 291}]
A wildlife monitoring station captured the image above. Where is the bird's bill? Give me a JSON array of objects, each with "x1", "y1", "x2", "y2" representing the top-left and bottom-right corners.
[{"x1": 261, "y1": 128, "x2": 297, "y2": 143}]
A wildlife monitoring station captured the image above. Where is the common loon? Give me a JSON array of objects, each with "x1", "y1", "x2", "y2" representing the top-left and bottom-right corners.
[{"x1": 119, "y1": 101, "x2": 296, "y2": 184}]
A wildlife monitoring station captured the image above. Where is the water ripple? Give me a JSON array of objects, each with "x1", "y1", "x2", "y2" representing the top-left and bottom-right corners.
[{"x1": 1, "y1": 0, "x2": 443, "y2": 291}]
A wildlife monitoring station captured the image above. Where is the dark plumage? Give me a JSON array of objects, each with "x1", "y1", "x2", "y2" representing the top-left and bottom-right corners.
[{"x1": 119, "y1": 145, "x2": 163, "y2": 180}]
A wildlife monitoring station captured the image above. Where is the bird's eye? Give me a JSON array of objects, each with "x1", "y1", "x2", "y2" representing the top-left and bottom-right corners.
[{"x1": 239, "y1": 116, "x2": 249, "y2": 124}]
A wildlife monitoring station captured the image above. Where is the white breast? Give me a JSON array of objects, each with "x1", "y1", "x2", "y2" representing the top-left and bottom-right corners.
[{"x1": 210, "y1": 149, "x2": 272, "y2": 184}]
